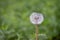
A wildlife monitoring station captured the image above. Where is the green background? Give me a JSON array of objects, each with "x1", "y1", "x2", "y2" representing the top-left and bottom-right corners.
[{"x1": 0, "y1": 0, "x2": 60, "y2": 40}]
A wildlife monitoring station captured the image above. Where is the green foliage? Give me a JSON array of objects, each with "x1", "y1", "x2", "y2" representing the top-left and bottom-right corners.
[{"x1": 0, "y1": 0, "x2": 60, "y2": 40}]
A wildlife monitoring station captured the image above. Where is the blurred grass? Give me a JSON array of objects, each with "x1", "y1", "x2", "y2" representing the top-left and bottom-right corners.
[{"x1": 0, "y1": 0, "x2": 60, "y2": 40}]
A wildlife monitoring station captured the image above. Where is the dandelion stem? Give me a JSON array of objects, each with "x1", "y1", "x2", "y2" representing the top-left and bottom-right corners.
[{"x1": 36, "y1": 24, "x2": 38, "y2": 40}]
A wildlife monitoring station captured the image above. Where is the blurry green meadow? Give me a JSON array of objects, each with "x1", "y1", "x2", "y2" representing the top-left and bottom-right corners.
[{"x1": 0, "y1": 0, "x2": 60, "y2": 40}]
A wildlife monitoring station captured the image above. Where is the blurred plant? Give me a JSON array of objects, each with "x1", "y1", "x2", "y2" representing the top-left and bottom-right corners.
[{"x1": 0, "y1": 0, "x2": 60, "y2": 40}]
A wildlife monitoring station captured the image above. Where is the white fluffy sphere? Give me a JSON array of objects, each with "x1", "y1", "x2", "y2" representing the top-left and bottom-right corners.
[{"x1": 30, "y1": 12, "x2": 44, "y2": 24}]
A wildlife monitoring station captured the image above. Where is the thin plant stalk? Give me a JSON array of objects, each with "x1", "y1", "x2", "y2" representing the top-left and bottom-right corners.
[{"x1": 36, "y1": 24, "x2": 38, "y2": 40}]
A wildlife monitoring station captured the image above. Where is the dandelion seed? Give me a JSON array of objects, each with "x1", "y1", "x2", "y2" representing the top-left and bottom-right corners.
[{"x1": 30, "y1": 12, "x2": 44, "y2": 24}]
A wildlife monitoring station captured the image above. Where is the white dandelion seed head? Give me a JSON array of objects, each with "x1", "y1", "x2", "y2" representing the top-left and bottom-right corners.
[{"x1": 30, "y1": 12, "x2": 44, "y2": 24}]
